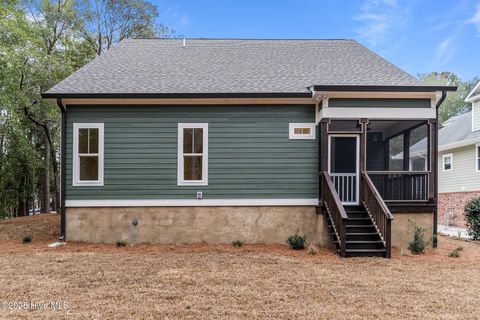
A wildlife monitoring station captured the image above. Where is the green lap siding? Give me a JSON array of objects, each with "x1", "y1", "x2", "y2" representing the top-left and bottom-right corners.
[{"x1": 65, "y1": 105, "x2": 318, "y2": 200}]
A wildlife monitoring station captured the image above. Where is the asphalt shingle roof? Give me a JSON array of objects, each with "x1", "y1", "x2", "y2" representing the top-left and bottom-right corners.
[
  {"x1": 438, "y1": 111, "x2": 480, "y2": 146},
  {"x1": 410, "y1": 111, "x2": 480, "y2": 154},
  {"x1": 45, "y1": 38, "x2": 427, "y2": 95}
]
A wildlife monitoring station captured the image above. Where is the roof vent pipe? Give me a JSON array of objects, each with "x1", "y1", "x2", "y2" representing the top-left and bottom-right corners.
[{"x1": 183, "y1": 38, "x2": 186, "y2": 48}]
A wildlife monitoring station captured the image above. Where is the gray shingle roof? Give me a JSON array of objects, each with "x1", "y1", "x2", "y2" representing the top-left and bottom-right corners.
[
  {"x1": 438, "y1": 112, "x2": 480, "y2": 146},
  {"x1": 45, "y1": 38, "x2": 427, "y2": 96},
  {"x1": 410, "y1": 111, "x2": 480, "y2": 154}
]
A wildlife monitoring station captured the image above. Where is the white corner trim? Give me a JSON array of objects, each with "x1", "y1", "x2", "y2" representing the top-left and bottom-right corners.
[
  {"x1": 442, "y1": 153, "x2": 453, "y2": 172},
  {"x1": 65, "y1": 198, "x2": 319, "y2": 207},
  {"x1": 72, "y1": 123, "x2": 104, "y2": 187},
  {"x1": 177, "y1": 123, "x2": 208, "y2": 186},
  {"x1": 289, "y1": 123, "x2": 316, "y2": 139}
]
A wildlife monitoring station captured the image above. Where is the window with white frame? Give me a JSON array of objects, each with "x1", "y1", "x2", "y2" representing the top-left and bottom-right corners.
[
  {"x1": 476, "y1": 144, "x2": 480, "y2": 172},
  {"x1": 289, "y1": 123, "x2": 316, "y2": 139},
  {"x1": 443, "y1": 153, "x2": 453, "y2": 172},
  {"x1": 73, "y1": 123, "x2": 104, "y2": 186},
  {"x1": 178, "y1": 123, "x2": 208, "y2": 186}
]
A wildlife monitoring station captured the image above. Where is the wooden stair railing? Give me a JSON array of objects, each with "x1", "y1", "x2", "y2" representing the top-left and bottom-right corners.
[
  {"x1": 322, "y1": 171, "x2": 349, "y2": 257},
  {"x1": 361, "y1": 172, "x2": 394, "y2": 258}
]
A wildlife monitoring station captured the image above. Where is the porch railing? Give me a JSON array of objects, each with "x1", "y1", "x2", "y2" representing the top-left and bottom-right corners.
[
  {"x1": 322, "y1": 171, "x2": 348, "y2": 257},
  {"x1": 330, "y1": 173, "x2": 357, "y2": 204},
  {"x1": 366, "y1": 171, "x2": 429, "y2": 202},
  {"x1": 361, "y1": 172, "x2": 393, "y2": 258}
]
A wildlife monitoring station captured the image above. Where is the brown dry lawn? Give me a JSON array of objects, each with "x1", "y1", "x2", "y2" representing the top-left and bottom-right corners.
[{"x1": 0, "y1": 214, "x2": 479, "y2": 319}]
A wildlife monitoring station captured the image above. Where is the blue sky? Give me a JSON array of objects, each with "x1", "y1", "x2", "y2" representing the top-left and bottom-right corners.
[{"x1": 153, "y1": 0, "x2": 480, "y2": 80}]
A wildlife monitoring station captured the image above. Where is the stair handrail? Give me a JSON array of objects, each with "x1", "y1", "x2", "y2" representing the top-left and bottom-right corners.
[
  {"x1": 361, "y1": 171, "x2": 393, "y2": 258},
  {"x1": 322, "y1": 171, "x2": 348, "y2": 257}
]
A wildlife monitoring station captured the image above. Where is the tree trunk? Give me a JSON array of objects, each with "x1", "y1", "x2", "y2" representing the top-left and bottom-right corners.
[{"x1": 42, "y1": 135, "x2": 51, "y2": 214}]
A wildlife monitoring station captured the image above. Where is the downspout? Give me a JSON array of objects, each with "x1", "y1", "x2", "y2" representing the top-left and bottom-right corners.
[
  {"x1": 433, "y1": 90, "x2": 447, "y2": 247},
  {"x1": 56, "y1": 98, "x2": 66, "y2": 241}
]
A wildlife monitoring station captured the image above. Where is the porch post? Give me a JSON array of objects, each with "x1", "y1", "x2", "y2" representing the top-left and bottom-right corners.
[
  {"x1": 428, "y1": 119, "x2": 437, "y2": 201},
  {"x1": 359, "y1": 119, "x2": 368, "y2": 202},
  {"x1": 428, "y1": 119, "x2": 438, "y2": 247},
  {"x1": 319, "y1": 118, "x2": 329, "y2": 204},
  {"x1": 359, "y1": 118, "x2": 368, "y2": 172}
]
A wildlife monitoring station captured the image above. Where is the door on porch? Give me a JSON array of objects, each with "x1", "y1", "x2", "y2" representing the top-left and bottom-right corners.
[{"x1": 328, "y1": 135, "x2": 359, "y2": 205}]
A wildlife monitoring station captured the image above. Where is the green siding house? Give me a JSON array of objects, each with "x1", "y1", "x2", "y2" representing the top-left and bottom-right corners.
[{"x1": 42, "y1": 39, "x2": 456, "y2": 257}]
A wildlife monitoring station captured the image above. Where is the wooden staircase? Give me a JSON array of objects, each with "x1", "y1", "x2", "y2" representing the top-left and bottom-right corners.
[
  {"x1": 326, "y1": 205, "x2": 386, "y2": 257},
  {"x1": 321, "y1": 171, "x2": 393, "y2": 258}
]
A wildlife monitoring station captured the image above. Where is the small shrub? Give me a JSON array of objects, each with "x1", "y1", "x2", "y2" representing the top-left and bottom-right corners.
[
  {"x1": 464, "y1": 197, "x2": 480, "y2": 240},
  {"x1": 22, "y1": 235, "x2": 32, "y2": 243},
  {"x1": 116, "y1": 240, "x2": 127, "y2": 247},
  {"x1": 232, "y1": 240, "x2": 243, "y2": 248},
  {"x1": 408, "y1": 221, "x2": 429, "y2": 254},
  {"x1": 448, "y1": 246, "x2": 463, "y2": 258},
  {"x1": 286, "y1": 229, "x2": 306, "y2": 250}
]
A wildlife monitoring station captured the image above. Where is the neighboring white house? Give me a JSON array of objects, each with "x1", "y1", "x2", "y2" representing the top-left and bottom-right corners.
[{"x1": 436, "y1": 81, "x2": 480, "y2": 227}]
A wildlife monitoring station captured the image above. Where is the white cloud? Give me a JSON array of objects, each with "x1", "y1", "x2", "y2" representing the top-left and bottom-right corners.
[
  {"x1": 434, "y1": 38, "x2": 454, "y2": 67},
  {"x1": 469, "y1": 2, "x2": 480, "y2": 35},
  {"x1": 354, "y1": 0, "x2": 408, "y2": 46}
]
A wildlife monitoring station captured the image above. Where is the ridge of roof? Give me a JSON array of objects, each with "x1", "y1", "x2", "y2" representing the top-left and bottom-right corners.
[{"x1": 129, "y1": 37, "x2": 351, "y2": 41}]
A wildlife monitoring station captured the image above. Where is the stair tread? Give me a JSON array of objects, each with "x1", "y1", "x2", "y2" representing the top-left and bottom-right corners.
[
  {"x1": 345, "y1": 240, "x2": 384, "y2": 243},
  {"x1": 347, "y1": 225, "x2": 375, "y2": 227},
  {"x1": 346, "y1": 232, "x2": 379, "y2": 235},
  {"x1": 345, "y1": 248, "x2": 386, "y2": 252}
]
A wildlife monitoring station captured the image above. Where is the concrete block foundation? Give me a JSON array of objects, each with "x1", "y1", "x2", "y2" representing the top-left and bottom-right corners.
[
  {"x1": 66, "y1": 206, "x2": 320, "y2": 245},
  {"x1": 391, "y1": 213, "x2": 434, "y2": 249},
  {"x1": 66, "y1": 206, "x2": 432, "y2": 249}
]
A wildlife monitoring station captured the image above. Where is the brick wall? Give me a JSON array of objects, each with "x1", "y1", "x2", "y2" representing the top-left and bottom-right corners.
[{"x1": 438, "y1": 191, "x2": 480, "y2": 227}]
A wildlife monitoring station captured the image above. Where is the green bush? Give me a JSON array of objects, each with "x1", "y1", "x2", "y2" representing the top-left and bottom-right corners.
[
  {"x1": 232, "y1": 240, "x2": 243, "y2": 248},
  {"x1": 22, "y1": 235, "x2": 32, "y2": 243},
  {"x1": 286, "y1": 229, "x2": 306, "y2": 250},
  {"x1": 116, "y1": 240, "x2": 127, "y2": 247},
  {"x1": 464, "y1": 197, "x2": 480, "y2": 240},
  {"x1": 408, "y1": 221, "x2": 428, "y2": 254}
]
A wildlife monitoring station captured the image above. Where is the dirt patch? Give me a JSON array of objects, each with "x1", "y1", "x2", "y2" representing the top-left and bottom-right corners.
[
  {"x1": 0, "y1": 214, "x2": 479, "y2": 319},
  {"x1": 0, "y1": 214, "x2": 60, "y2": 242}
]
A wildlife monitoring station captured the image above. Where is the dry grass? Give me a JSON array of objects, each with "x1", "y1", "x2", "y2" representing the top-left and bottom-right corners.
[{"x1": 1, "y1": 215, "x2": 479, "y2": 319}]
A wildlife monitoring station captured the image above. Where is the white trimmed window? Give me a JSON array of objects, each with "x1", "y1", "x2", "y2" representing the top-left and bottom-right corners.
[
  {"x1": 178, "y1": 123, "x2": 208, "y2": 186},
  {"x1": 476, "y1": 144, "x2": 480, "y2": 172},
  {"x1": 289, "y1": 123, "x2": 316, "y2": 139},
  {"x1": 73, "y1": 123, "x2": 104, "y2": 186},
  {"x1": 443, "y1": 153, "x2": 453, "y2": 172}
]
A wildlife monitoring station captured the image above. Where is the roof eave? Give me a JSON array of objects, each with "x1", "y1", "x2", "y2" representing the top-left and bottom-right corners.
[
  {"x1": 465, "y1": 94, "x2": 480, "y2": 103},
  {"x1": 308, "y1": 85, "x2": 458, "y2": 93},
  {"x1": 465, "y1": 81, "x2": 480, "y2": 102},
  {"x1": 41, "y1": 92, "x2": 312, "y2": 99}
]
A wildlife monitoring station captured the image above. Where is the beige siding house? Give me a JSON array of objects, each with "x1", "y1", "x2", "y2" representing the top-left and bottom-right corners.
[{"x1": 436, "y1": 81, "x2": 480, "y2": 227}]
